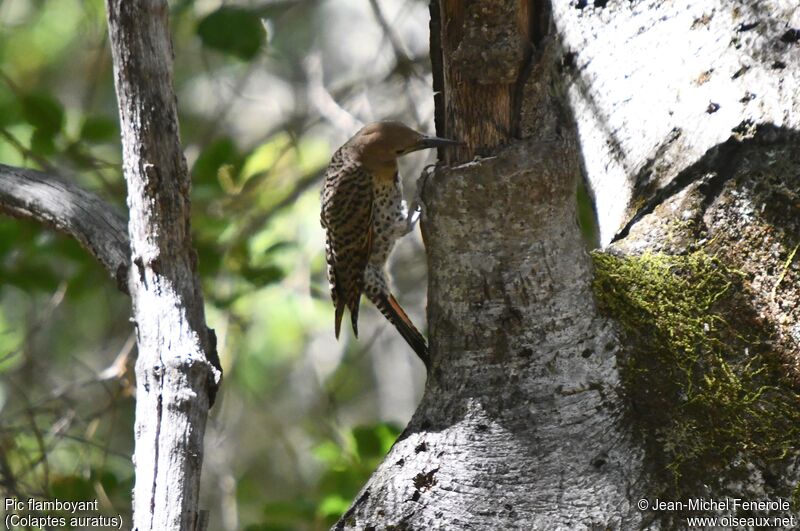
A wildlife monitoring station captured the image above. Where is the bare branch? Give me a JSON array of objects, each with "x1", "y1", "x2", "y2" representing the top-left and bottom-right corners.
[
  {"x1": 0, "y1": 163, "x2": 130, "y2": 291},
  {"x1": 305, "y1": 53, "x2": 364, "y2": 133},
  {"x1": 368, "y1": 0, "x2": 424, "y2": 83}
]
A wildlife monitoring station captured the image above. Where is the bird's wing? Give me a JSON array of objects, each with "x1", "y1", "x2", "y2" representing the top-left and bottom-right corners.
[{"x1": 321, "y1": 159, "x2": 374, "y2": 338}]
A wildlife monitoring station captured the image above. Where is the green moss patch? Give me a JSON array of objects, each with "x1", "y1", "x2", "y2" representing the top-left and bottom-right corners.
[{"x1": 592, "y1": 250, "x2": 800, "y2": 499}]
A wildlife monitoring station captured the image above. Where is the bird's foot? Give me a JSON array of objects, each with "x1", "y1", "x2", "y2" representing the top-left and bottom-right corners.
[{"x1": 404, "y1": 164, "x2": 437, "y2": 234}]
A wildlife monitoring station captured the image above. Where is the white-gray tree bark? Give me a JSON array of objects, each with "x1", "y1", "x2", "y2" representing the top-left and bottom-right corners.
[
  {"x1": 559, "y1": 0, "x2": 800, "y2": 245},
  {"x1": 337, "y1": 140, "x2": 642, "y2": 530},
  {"x1": 336, "y1": 0, "x2": 800, "y2": 529},
  {"x1": 1, "y1": 0, "x2": 796, "y2": 528},
  {"x1": 105, "y1": 0, "x2": 221, "y2": 529},
  {"x1": 558, "y1": 0, "x2": 800, "y2": 382},
  {"x1": 0, "y1": 1, "x2": 223, "y2": 522}
]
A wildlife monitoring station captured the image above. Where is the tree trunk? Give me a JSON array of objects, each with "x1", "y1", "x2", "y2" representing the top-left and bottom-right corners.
[
  {"x1": 336, "y1": 0, "x2": 800, "y2": 528},
  {"x1": 337, "y1": 1, "x2": 642, "y2": 528},
  {"x1": 105, "y1": 1, "x2": 221, "y2": 529},
  {"x1": 557, "y1": 0, "x2": 800, "y2": 247},
  {"x1": 559, "y1": 0, "x2": 800, "y2": 523}
]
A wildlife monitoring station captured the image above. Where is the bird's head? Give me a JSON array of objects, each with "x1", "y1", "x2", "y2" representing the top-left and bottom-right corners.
[{"x1": 348, "y1": 121, "x2": 459, "y2": 172}]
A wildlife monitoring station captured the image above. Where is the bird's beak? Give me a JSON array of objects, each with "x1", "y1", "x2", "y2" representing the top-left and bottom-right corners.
[{"x1": 407, "y1": 135, "x2": 461, "y2": 153}]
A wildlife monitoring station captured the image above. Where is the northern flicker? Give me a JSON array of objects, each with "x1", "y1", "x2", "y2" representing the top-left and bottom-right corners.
[{"x1": 320, "y1": 121, "x2": 458, "y2": 367}]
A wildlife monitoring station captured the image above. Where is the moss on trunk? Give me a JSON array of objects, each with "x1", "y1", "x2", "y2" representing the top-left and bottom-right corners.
[{"x1": 592, "y1": 250, "x2": 800, "y2": 508}]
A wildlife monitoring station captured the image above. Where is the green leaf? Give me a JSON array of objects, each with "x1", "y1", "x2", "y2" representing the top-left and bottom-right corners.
[
  {"x1": 243, "y1": 524, "x2": 294, "y2": 531},
  {"x1": 576, "y1": 178, "x2": 599, "y2": 247},
  {"x1": 241, "y1": 264, "x2": 285, "y2": 286},
  {"x1": 352, "y1": 423, "x2": 400, "y2": 459},
  {"x1": 375, "y1": 423, "x2": 401, "y2": 454},
  {"x1": 4, "y1": 262, "x2": 61, "y2": 292},
  {"x1": 317, "y1": 468, "x2": 362, "y2": 500},
  {"x1": 195, "y1": 237, "x2": 225, "y2": 279},
  {"x1": 0, "y1": 98, "x2": 21, "y2": 127},
  {"x1": 197, "y1": 7, "x2": 265, "y2": 60},
  {"x1": 64, "y1": 142, "x2": 97, "y2": 169},
  {"x1": 92, "y1": 469, "x2": 121, "y2": 496},
  {"x1": 258, "y1": 499, "x2": 316, "y2": 528},
  {"x1": 51, "y1": 475, "x2": 94, "y2": 501},
  {"x1": 317, "y1": 495, "x2": 350, "y2": 518},
  {"x1": 20, "y1": 93, "x2": 64, "y2": 134},
  {"x1": 352, "y1": 425, "x2": 382, "y2": 459},
  {"x1": 192, "y1": 136, "x2": 241, "y2": 184},
  {"x1": 79, "y1": 115, "x2": 117, "y2": 142},
  {"x1": 312, "y1": 440, "x2": 344, "y2": 466},
  {"x1": 240, "y1": 134, "x2": 291, "y2": 181},
  {"x1": 30, "y1": 127, "x2": 56, "y2": 155},
  {"x1": 263, "y1": 240, "x2": 296, "y2": 256}
]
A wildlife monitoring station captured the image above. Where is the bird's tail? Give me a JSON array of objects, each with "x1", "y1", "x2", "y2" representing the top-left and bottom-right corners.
[
  {"x1": 369, "y1": 292, "x2": 429, "y2": 368},
  {"x1": 334, "y1": 302, "x2": 346, "y2": 339},
  {"x1": 335, "y1": 298, "x2": 361, "y2": 339}
]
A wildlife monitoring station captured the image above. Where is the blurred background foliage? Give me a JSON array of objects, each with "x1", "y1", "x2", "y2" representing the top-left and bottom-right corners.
[{"x1": 0, "y1": 0, "x2": 435, "y2": 529}]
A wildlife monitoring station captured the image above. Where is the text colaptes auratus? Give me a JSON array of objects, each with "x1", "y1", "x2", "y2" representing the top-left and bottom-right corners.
[{"x1": 320, "y1": 121, "x2": 458, "y2": 367}]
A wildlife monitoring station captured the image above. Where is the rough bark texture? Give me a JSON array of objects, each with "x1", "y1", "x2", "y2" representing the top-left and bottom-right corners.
[
  {"x1": 604, "y1": 128, "x2": 800, "y2": 528},
  {"x1": 436, "y1": 0, "x2": 544, "y2": 161},
  {"x1": 105, "y1": 0, "x2": 221, "y2": 529},
  {"x1": 337, "y1": 0, "x2": 800, "y2": 529},
  {"x1": 337, "y1": 141, "x2": 643, "y2": 529},
  {"x1": 0, "y1": 163, "x2": 129, "y2": 290},
  {"x1": 557, "y1": 0, "x2": 800, "y2": 526},
  {"x1": 554, "y1": 0, "x2": 800, "y2": 245},
  {"x1": 336, "y1": 1, "x2": 645, "y2": 528}
]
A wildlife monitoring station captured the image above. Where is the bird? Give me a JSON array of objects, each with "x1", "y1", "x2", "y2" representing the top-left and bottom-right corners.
[{"x1": 320, "y1": 121, "x2": 458, "y2": 367}]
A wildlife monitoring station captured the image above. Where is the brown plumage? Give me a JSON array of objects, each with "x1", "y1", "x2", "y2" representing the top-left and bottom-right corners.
[{"x1": 320, "y1": 121, "x2": 458, "y2": 367}]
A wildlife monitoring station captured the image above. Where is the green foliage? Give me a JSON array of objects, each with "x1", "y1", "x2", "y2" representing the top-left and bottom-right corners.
[
  {"x1": 0, "y1": 306, "x2": 24, "y2": 373},
  {"x1": 79, "y1": 116, "x2": 118, "y2": 143},
  {"x1": 193, "y1": 137, "x2": 242, "y2": 189},
  {"x1": 20, "y1": 93, "x2": 64, "y2": 135},
  {"x1": 592, "y1": 250, "x2": 800, "y2": 498},
  {"x1": 1, "y1": 0, "x2": 429, "y2": 529},
  {"x1": 192, "y1": 133, "x2": 328, "y2": 309},
  {"x1": 197, "y1": 7, "x2": 266, "y2": 60},
  {"x1": 1, "y1": 398, "x2": 135, "y2": 522},
  {"x1": 249, "y1": 423, "x2": 401, "y2": 530}
]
